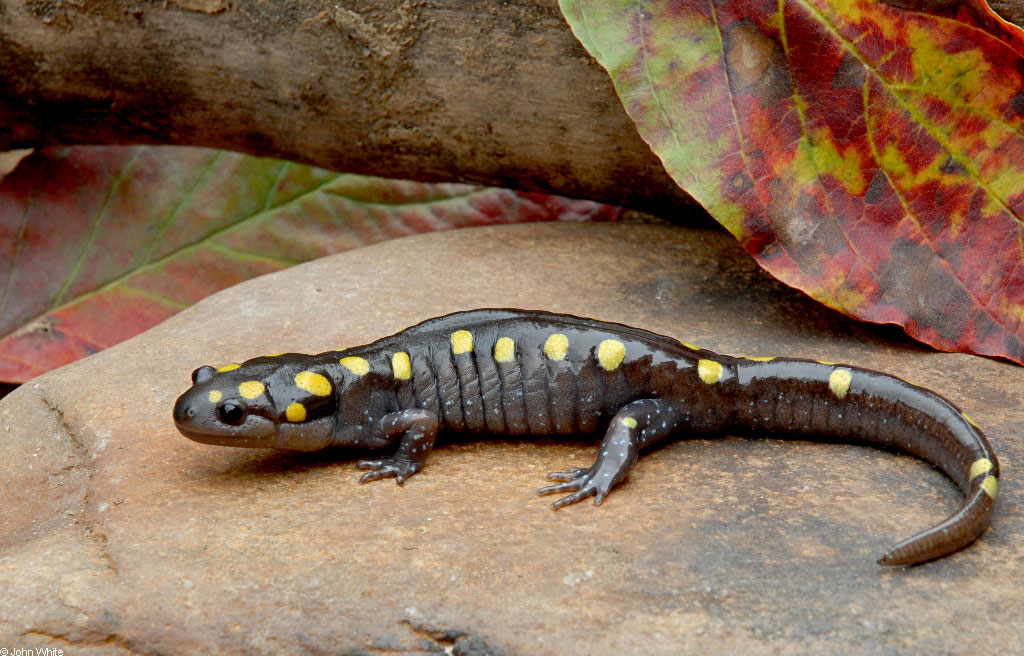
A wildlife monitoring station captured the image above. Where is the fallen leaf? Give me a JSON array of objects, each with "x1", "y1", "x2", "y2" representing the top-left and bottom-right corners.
[
  {"x1": 560, "y1": 0, "x2": 1024, "y2": 362},
  {"x1": 0, "y1": 146, "x2": 622, "y2": 382}
]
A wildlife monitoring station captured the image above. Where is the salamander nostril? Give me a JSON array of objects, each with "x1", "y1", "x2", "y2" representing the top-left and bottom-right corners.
[{"x1": 187, "y1": 408, "x2": 195, "y2": 418}]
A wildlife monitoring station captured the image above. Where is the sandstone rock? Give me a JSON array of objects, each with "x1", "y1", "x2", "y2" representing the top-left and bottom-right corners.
[{"x1": 1, "y1": 222, "x2": 1021, "y2": 654}]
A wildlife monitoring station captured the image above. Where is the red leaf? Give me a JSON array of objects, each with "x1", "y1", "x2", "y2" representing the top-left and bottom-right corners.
[
  {"x1": 0, "y1": 146, "x2": 622, "y2": 382},
  {"x1": 561, "y1": 0, "x2": 1024, "y2": 363}
]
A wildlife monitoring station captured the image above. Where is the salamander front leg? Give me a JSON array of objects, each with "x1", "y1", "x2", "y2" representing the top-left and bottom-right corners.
[
  {"x1": 357, "y1": 408, "x2": 438, "y2": 485},
  {"x1": 537, "y1": 399, "x2": 682, "y2": 509}
]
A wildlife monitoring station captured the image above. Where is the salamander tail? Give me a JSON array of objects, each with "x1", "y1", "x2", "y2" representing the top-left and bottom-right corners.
[
  {"x1": 878, "y1": 471, "x2": 998, "y2": 566},
  {"x1": 734, "y1": 357, "x2": 1000, "y2": 566}
]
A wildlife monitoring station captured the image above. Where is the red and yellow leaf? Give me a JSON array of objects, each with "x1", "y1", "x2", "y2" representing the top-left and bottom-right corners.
[
  {"x1": 0, "y1": 146, "x2": 622, "y2": 382},
  {"x1": 560, "y1": 0, "x2": 1024, "y2": 362}
]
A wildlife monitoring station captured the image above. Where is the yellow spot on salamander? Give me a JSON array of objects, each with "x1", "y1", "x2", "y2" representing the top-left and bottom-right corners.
[
  {"x1": 265, "y1": 353, "x2": 284, "y2": 357},
  {"x1": 817, "y1": 360, "x2": 839, "y2": 366},
  {"x1": 238, "y1": 381, "x2": 265, "y2": 399},
  {"x1": 970, "y1": 458, "x2": 994, "y2": 481},
  {"x1": 451, "y1": 330, "x2": 473, "y2": 354},
  {"x1": 544, "y1": 333, "x2": 569, "y2": 360},
  {"x1": 829, "y1": 368, "x2": 852, "y2": 399},
  {"x1": 340, "y1": 356, "x2": 370, "y2": 376},
  {"x1": 981, "y1": 475, "x2": 999, "y2": 500},
  {"x1": 494, "y1": 337, "x2": 515, "y2": 363},
  {"x1": 963, "y1": 412, "x2": 980, "y2": 428},
  {"x1": 621, "y1": 417, "x2": 638, "y2": 429},
  {"x1": 680, "y1": 341, "x2": 700, "y2": 350},
  {"x1": 598, "y1": 339, "x2": 626, "y2": 371},
  {"x1": 286, "y1": 402, "x2": 307, "y2": 423},
  {"x1": 217, "y1": 363, "x2": 240, "y2": 373},
  {"x1": 744, "y1": 356, "x2": 776, "y2": 361},
  {"x1": 392, "y1": 352, "x2": 411, "y2": 380},
  {"x1": 697, "y1": 359, "x2": 723, "y2": 384},
  {"x1": 208, "y1": 390, "x2": 222, "y2": 403},
  {"x1": 295, "y1": 371, "x2": 332, "y2": 396}
]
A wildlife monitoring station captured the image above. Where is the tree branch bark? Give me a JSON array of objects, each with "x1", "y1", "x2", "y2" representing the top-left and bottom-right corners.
[
  {"x1": 1, "y1": 0, "x2": 1021, "y2": 217},
  {"x1": 0, "y1": 0, "x2": 697, "y2": 215}
]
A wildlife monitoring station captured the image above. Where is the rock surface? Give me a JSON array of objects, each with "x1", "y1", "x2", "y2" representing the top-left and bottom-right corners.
[{"x1": 1, "y1": 222, "x2": 1021, "y2": 654}]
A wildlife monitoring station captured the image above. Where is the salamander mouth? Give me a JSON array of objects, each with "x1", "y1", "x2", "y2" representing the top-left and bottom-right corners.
[{"x1": 173, "y1": 423, "x2": 276, "y2": 448}]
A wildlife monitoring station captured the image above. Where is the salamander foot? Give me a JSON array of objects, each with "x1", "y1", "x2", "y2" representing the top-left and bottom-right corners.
[
  {"x1": 357, "y1": 458, "x2": 422, "y2": 485},
  {"x1": 537, "y1": 466, "x2": 618, "y2": 509}
]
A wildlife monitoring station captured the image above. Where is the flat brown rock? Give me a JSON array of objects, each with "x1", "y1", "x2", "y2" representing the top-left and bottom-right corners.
[{"x1": 1, "y1": 222, "x2": 1021, "y2": 654}]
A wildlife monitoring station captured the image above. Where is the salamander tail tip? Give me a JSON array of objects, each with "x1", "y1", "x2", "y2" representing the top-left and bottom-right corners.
[
  {"x1": 877, "y1": 550, "x2": 915, "y2": 567},
  {"x1": 877, "y1": 553, "x2": 901, "y2": 566}
]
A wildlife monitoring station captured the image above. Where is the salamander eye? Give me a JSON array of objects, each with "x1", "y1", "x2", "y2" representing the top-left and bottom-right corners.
[
  {"x1": 192, "y1": 365, "x2": 216, "y2": 384},
  {"x1": 216, "y1": 401, "x2": 246, "y2": 426}
]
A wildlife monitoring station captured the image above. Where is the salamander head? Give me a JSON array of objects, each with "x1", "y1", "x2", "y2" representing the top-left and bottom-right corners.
[{"x1": 173, "y1": 358, "x2": 336, "y2": 451}]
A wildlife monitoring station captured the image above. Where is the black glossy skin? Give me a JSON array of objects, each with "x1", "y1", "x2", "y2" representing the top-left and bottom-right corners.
[{"x1": 173, "y1": 309, "x2": 1000, "y2": 566}]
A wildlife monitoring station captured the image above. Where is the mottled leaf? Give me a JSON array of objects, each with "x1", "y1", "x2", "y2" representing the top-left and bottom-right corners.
[
  {"x1": 561, "y1": 0, "x2": 1024, "y2": 362},
  {"x1": 0, "y1": 146, "x2": 622, "y2": 382}
]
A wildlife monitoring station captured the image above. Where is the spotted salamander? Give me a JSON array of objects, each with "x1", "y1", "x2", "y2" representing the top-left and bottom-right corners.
[{"x1": 173, "y1": 309, "x2": 999, "y2": 566}]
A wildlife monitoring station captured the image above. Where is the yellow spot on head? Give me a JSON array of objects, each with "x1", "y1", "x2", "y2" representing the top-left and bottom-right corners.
[
  {"x1": 680, "y1": 341, "x2": 700, "y2": 351},
  {"x1": 295, "y1": 371, "x2": 332, "y2": 396},
  {"x1": 392, "y1": 352, "x2": 412, "y2": 380},
  {"x1": 451, "y1": 330, "x2": 473, "y2": 354},
  {"x1": 217, "y1": 363, "x2": 240, "y2": 373},
  {"x1": 544, "y1": 333, "x2": 569, "y2": 360},
  {"x1": 828, "y1": 368, "x2": 852, "y2": 399},
  {"x1": 970, "y1": 458, "x2": 994, "y2": 481},
  {"x1": 265, "y1": 353, "x2": 284, "y2": 357},
  {"x1": 286, "y1": 402, "x2": 307, "y2": 423},
  {"x1": 340, "y1": 356, "x2": 370, "y2": 376},
  {"x1": 697, "y1": 359, "x2": 724, "y2": 384},
  {"x1": 238, "y1": 381, "x2": 265, "y2": 399},
  {"x1": 963, "y1": 412, "x2": 979, "y2": 429},
  {"x1": 621, "y1": 417, "x2": 638, "y2": 429},
  {"x1": 208, "y1": 390, "x2": 222, "y2": 403},
  {"x1": 598, "y1": 339, "x2": 626, "y2": 371},
  {"x1": 494, "y1": 337, "x2": 515, "y2": 363},
  {"x1": 744, "y1": 356, "x2": 776, "y2": 362},
  {"x1": 817, "y1": 360, "x2": 838, "y2": 366},
  {"x1": 981, "y1": 475, "x2": 999, "y2": 500}
]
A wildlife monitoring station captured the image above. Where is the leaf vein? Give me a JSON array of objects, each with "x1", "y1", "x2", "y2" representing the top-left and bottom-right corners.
[
  {"x1": 119, "y1": 284, "x2": 191, "y2": 310},
  {"x1": 7, "y1": 171, "x2": 341, "y2": 345},
  {"x1": 206, "y1": 242, "x2": 302, "y2": 267},
  {"x1": 796, "y1": 0, "x2": 1021, "y2": 222},
  {"x1": 708, "y1": 0, "x2": 762, "y2": 211},
  {"x1": 51, "y1": 147, "x2": 144, "y2": 307},
  {"x1": 143, "y1": 149, "x2": 226, "y2": 264},
  {"x1": 862, "y1": 76, "x2": 1018, "y2": 338},
  {"x1": 262, "y1": 160, "x2": 291, "y2": 212},
  {"x1": 0, "y1": 193, "x2": 37, "y2": 330}
]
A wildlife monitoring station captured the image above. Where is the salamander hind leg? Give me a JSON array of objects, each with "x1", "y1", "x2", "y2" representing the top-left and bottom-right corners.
[
  {"x1": 538, "y1": 399, "x2": 682, "y2": 509},
  {"x1": 357, "y1": 409, "x2": 439, "y2": 485}
]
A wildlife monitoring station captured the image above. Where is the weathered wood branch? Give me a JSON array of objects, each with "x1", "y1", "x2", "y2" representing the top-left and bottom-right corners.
[
  {"x1": 0, "y1": 0, "x2": 695, "y2": 215},
  {"x1": 1, "y1": 0, "x2": 1021, "y2": 216}
]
